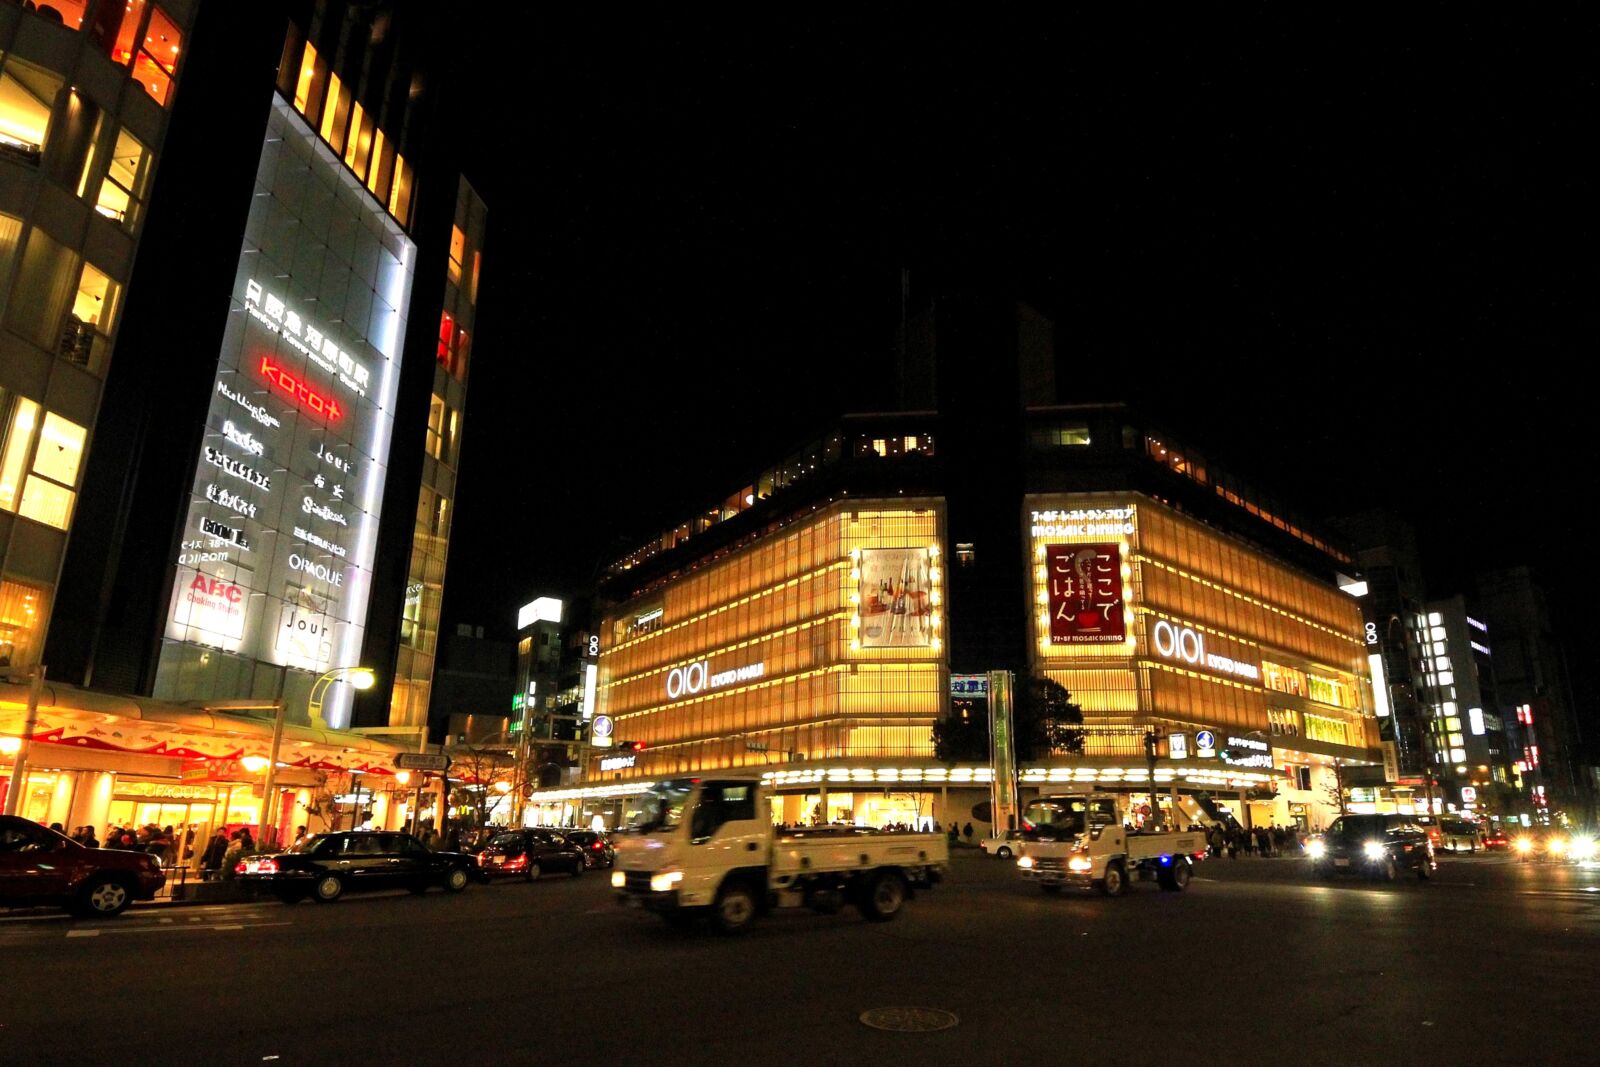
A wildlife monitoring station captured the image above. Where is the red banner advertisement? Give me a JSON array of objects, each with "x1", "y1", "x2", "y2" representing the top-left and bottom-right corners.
[{"x1": 1045, "y1": 543, "x2": 1126, "y2": 644}]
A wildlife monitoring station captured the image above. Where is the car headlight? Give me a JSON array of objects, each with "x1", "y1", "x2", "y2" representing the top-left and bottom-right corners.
[
  {"x1": 1570, "y1": 837, "x2": 1596, "y2": 861},
  {"x1": 611, "y1": 870, "x2": 626, "y2": 888},
  {"x1": 1363, "y1": 841, "x2": 1386, "y2": 861},
  {"x1": 1548, "y1": 837, "x2": 1568, "y2": 857},
  {"x1": 1307, "y1": 840, "x2": 1326, "y2": 860},
  {"x1": 649, "y1": 867, "x2": 683, "y2": 893},
  {"x1": 1515, "y1": 836, "x2": 1534, "y2": 854},
  {"x1": 1016, "y1": 855, "x2": 1034, "y2": 869}
]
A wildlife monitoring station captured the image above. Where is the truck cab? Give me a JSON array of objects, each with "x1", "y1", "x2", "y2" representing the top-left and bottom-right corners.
[{"x1": 613, "y1": 776, "x2": 946, "y2": 932}]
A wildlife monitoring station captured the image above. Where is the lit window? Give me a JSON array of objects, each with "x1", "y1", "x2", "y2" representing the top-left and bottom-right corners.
[
  {"x1": 343, "y1": 101, "x2": 373, "y2": 178},
  {"x1": 293, "y1": 41, "x2": 319, "y2": 114},
  {"x1": 61, "y1": 262, "x2": 121, "y2": 370},
  {"x1": 387, "y1": 153, "x2": 413, "y2": 224},
  {"x1": 96, "y1": 128, "x2": 152, "y2": 230},
  {"x1": 0, "y1": 577, "x2": 48, "y2": 670},
  {"x1": 319, "y1": 72, "x2": 347, "y2": 150},
  {"x1": 448, "y1": 225, "x2": 466, "y2": 284},
  {"x1": 18, "y1": 412, "x2": 86, "y2": 529},
  {"x1": 0, "y1": 397, "x2": 39, "y2": 511},
  {"x1": 131, "y1": 5, "x2": 182, "y2": 106},
  {"x1": 0, "y1": 55, "x2": 64, "y2": 162},
  {"x1": 871, "y1": 439, "x2": 887, "y2": 457}
]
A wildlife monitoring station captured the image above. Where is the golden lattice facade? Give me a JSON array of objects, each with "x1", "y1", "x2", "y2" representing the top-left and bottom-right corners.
[
  {"x1": 1028, "y1": 492, "x2": 1375, "y2": 756},
  {"x1": 596, "y1": 501, "x2": 945, "y2": 777}
]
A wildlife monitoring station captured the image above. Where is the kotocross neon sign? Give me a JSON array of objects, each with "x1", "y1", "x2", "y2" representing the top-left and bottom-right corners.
[
  {"x1": 260, "y1": 357, "x2": 343, "y2": 421},
  {"x1": 665, "y1": 660, "x2": 766, "y2": 699}
]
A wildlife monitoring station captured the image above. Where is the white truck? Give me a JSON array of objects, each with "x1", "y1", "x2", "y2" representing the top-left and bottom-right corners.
[
  {"x1": 611, "y1": 776, "x2": 947, "y2": 933},
  {"x1": 1015, "y1": 793, "x2": 1206, "y2": 895}
]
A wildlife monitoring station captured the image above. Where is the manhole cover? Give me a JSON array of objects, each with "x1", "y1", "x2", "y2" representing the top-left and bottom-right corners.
[{"x1": 859, "y1": 1007, "x2": 959, "y2": 1033}]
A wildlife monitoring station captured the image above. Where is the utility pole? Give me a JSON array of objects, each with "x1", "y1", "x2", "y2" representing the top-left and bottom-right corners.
[{"x1": 1143, "y1": 726, "x2": 1166, "y2": 830}]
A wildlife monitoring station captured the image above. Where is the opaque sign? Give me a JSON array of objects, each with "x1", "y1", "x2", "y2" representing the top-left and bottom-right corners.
[
  {"x1": 1150, "y1": 618, "x2": 1261, "y2": 681},
  {"x1": 1045, "y1": 543, "x2": 1126, "y2": 644}
]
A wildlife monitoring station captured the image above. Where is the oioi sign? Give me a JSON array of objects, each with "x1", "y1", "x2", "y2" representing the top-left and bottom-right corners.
[{"x1": 664, "y1": 660, "x2": 766, "y2": 700}]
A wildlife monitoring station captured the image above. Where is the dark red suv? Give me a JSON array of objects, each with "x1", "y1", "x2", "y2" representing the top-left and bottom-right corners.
[{"x1": 0, "y1": 816, "x2": 165, "y2": 917}]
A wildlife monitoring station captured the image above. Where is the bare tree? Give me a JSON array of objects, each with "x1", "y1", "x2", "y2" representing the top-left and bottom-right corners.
[{"x1": 448, "y1": 742, "x2": 515, "y2": 832}]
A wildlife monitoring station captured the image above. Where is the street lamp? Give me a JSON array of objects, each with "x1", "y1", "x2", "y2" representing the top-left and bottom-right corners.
[{"x1": 258, "y1": 666, "x2": 376, "y2": 846}]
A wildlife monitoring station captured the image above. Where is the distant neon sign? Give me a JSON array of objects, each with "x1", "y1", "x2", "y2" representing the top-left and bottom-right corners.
[{"x1": 260, "y1": 358, "x2": 342, "y2": 421}]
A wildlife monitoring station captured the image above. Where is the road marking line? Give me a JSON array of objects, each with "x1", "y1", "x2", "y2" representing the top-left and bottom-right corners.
[
  {"x1": 65, "y1": 930, "x2": 100, "y2": 938},
  {"x1": 212, "y1": 924, "x2": 244, "y2": 930}
]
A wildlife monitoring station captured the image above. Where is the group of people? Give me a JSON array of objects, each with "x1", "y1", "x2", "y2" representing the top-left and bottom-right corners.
[
  {"x1": 63, "y1": 823, "x2": 195, "y2": 866},
  {"x1": 1200, "y1": 822, "x2": 1303, "y2": 859},
  {"x1": 947, "y1": 822, "x2": 975, "y2": 843}
]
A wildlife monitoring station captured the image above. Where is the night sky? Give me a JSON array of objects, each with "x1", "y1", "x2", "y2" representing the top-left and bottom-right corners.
[{"x1": 449, "y1": 13, "x2": 1593, "y2": 739}]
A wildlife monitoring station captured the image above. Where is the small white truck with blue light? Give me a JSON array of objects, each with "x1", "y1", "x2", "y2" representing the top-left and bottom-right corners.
[
  {"x1": 1015, "y1": 793, "x2": 1206, "y2": 895},
  {"x1": 611, "y1": 776, "x2": 948, "y2": 933}
]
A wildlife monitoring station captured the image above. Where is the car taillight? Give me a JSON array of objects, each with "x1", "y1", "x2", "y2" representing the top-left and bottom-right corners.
[
  {"x1": 237, "y1": 858, "x2": 278, "y2": 874},
  {"x1": 591, "y1": 842, "x2": 603, "y2": 850},
  {"x1": 505, "y1": 855, "x2": 526, "y2": 870}
]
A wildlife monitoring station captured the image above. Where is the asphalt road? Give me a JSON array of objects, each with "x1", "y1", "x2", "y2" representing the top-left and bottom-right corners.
[{"x1": 3, "y1": 850, "x2": 1597, "y2": 1066}]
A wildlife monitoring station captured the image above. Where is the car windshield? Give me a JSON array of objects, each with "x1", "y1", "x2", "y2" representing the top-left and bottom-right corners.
[
  {"x1": 488, "y1": 833, "x2": 524, "y2": 849},
  {"x1": 287, "y1": 834, "x2": 331, "y2": 854},
  {"x1": 1327, "y1": 815, "x2": 1388, "y2": 837},
  {"x1": 631, "y1": 780, "x2": 696, "y2": 833}
]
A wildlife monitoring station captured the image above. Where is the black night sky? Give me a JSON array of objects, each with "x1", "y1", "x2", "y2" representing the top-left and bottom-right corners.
[{"x1": 450, "y1": 13, "x2": 1594, "y2": 741}]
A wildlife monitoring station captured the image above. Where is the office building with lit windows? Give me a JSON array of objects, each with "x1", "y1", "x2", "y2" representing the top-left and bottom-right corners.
[
  {"x1": 538, "y1": 385, "x2": 1386, "y2": 836},
  {"x1": 2, "y1": 2, "x2": 484, "y2": 842}
]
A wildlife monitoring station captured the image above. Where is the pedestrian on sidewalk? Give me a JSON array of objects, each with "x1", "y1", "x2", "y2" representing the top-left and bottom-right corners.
[
  {"x1": 962, "y1": 822, "x2": 973, "y2": 843},
  {"x1": 201, "y1": 829, "x2": 228, "y2": 878}
]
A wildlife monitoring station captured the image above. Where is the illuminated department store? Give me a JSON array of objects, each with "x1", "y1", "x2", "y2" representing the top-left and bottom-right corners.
[{"x1": 528, "y1": 402, "x2": 1390, "y2": 836}]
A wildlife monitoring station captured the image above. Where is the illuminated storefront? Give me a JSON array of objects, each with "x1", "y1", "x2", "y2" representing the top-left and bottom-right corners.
[
  {"x1": 596, "y1": 500, "x2": 945, "y2": 778},
  {"x1": 2, "y1": 677, "x2": 414, "y2": 857},
  {"x1": 152, "y1": 96, "x2": 416, "y2": 728}
]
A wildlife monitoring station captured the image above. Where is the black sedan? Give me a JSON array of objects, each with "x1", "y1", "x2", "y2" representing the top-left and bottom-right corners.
[
  {"x1": 235, "y1": 831, "x2": 475, "y2": 902},
  {"x1": 474, "y1": 829, "x2": 586, "y2": 881},
  {"x1": 1307, "y1": 814, "x2": 1436, "y2": 882},
  {"x1": 564, "y1": 830, "x2": 615, "y2": 869}
]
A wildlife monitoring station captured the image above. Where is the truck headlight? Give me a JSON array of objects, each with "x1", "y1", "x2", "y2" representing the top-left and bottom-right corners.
[
  {"x1": 649, "y1": 867, "x2": 683, "y2": 893},
  {"x1": 1067, "y1": 856, "x2": 1094, "y2": 872},
  {"x1": 611, "y1": 870, "x2": 626, "y2": 888},
  {"x1": 1016, "y1": 855, "x2": 1034, "y2": 869},
  {"x1": 1363, "y1": 841, "x2": 1386, "y2": 861},
  {"x1": 1569, "y1": 837, "x2": 1594, "y2": 860},
  {"x1": 1548, "y1": 836, "x2": 1568, "y2": 857},
  {"x1": 1307, "y1": 840, "x2": 1326, "y2": 860}
]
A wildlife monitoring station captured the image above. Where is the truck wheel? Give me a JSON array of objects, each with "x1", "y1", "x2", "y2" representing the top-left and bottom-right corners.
[
  {"x1": 859, "y1": 870, "x2": 907, "y2": 922},
  {"x1": 1096, "y1": 861, "x2": 1127, "y2": 897},
  {"x1": 1161, "y1": 859, "x2": 1192, "y2": 892},
  {"x1": 712, "y1": 881, "x2": 758, "y2": 934},
  {"x1": 996, "y1": 846, "x2": 1012, "y2": 859}
]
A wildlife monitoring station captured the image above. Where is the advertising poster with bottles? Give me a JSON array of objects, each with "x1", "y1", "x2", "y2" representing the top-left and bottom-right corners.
[
  {"x1": 856, "y1": 547, "x2": 934, "y2": 648},
  {"x1": 160, "y1": 99, "x2": 415, "y2": 709},
  {"x1": 1044, "y1": 543, "x2": 1126, "y2": 644}
]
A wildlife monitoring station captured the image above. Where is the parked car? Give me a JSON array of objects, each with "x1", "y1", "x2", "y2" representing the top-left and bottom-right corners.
[
  {"x1": 981, "y1": 830, "x2": 1027, "y2": 859},
  {"x1": 474, "y1": 829, "x2": 586, "y2": 881},
  {"x1": 235, "y1": 831, "x2": 474, "y2": 902},
  {"x1": 1307, "y1": 814, "x2": 1436, "y2": 882},
  {"x1": 564, "y1": 830, "x2": 615, "y2": 869},
  {"x1": 0, "y1": 816, "x2": 165, "y2": 917}
]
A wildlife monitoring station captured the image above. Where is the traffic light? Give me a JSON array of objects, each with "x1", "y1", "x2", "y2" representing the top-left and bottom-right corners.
[{"x1": 616, "y1": 740, "x2": 646, "y2": 753}]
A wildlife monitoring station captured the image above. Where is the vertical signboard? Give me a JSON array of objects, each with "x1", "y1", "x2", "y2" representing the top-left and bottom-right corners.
[
  {"x1": 1044, "y1": 543, "x2": 1126, "y2": 645},
  {"x1": 156, "y1": 98, "x2": 415, "y2": 728},
  {"x1": 988, "y1": 670, "x2": 1018, "y2": 832}
]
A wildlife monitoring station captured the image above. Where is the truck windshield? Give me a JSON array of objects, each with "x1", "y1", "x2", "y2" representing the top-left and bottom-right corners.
[
  {"x1": 1022, "y1": 799, "x2": 1088, "y2": 836},
  {"x1": 631, "y1": 780, "x2": 696, "y2": 833}
]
